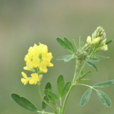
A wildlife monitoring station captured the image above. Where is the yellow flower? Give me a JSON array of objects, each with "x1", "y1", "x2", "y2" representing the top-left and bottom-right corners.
[
  {"x1": 101, "y1": 45, "x2": 108, "y2": 51},
  {"x1": 86, "y1": 36, "x2": 91, "y2": 43},
  {"x1": 24, "y1": 43, "x2": 53, "y2": 73},
  {"x1": 21, "y1": 72, "x2": 29, "y2": 85},
  {"x1": 29, "y1": 73, "x2": 40, "y2": 85}
]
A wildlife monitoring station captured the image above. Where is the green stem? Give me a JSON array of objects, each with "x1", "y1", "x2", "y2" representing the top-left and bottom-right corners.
[
  {"x1": 60, "y1": 97, "x2": 62, "y2": 108},
  {"x1": 77, "y1": 83, "x2": 98, "y2": 91},
  {"x1": 62, "y1": 63, "x2": 78, "y2": 114},
  {"x1": 37, "y1": 84, "x2": 56, "y2": 112},
  {"x1": 62, "y1": 49, "x2": 95, "y2": 114},
  {"x1": 76, "y1": 49, "x2": 95, "y2": 80}
]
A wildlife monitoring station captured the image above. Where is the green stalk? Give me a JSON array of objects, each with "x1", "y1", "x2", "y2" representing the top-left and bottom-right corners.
[
  {"x1": 37, "y1": 84, "x2": 56, "y2": 112},
  {"x1": 62, "y1": 62, "x2": 79, "y2": 114},
  {"x1": 62, "y1": 49, "x2": 95, "y2": 114},
  {"x1": 76, "y1": 49, "x2": 95, "y2": 80}
]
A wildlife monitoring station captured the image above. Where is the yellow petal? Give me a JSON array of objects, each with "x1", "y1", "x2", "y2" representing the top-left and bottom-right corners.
[
  {"x1": 92, "y1": 37, "x2": 100, "y2": 44},
  {"x1": 86, "y1": 36, "x2": 91, "y2": 43},
  {"x1": 29, "y1": 79, "x2": 35, "y2": 85},
  {"x1": 21, "y1": 72, "x2": 28, "y2": 79},
  {"x1": 48, "y1": 63, "x2": 54, "y2": 67},
  {"x1": 21, "y1": 78, "x2": 28, "y2": 85},
  {"x1": 101, "y1": 45, "x2": 108, "y2": 51}
]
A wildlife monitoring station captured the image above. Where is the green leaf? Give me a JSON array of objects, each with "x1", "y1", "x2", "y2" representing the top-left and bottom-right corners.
[
  {"x1": 42, "y1": 96, "x2": 49, "y2": 110},
  {"x1": 45, "y1": 82, "x2": 52, "y2": 91},
  {"x1": 80, "y1": 79, "x2": 91, "y2": 82},
  {"x1": 44, "y1": 90, "x2": 59, "y2": 99},
  {"x1": 89, "y1": 57, "x2": 100, "y2": 62},
  {"x1": 106, "y1": 40, "x2": 113, "y2": 45},
  {"x1": 56, "y1": 37, "x2": 71, "y2": 51},
  {"x1": 93, "y1": 80, "x2": 114, "y2": 88},
  {"x1": 11, "y1": 93, "x2": 37, "y2": 112},
  {"x1": 80, "y1": 88, "x2": 92, "y2": 106},
  {"x1": 64, "y1": 37, "x2": 75, "y2": 53},
  {"x1": 61, "y1": 82, "x2": 71, "y2": 98},
  {"x1": 57, "y1": 54, "x2": 75, "y2": 62},
  {"x1": 97, "y1": 90, "x2": 111, "y2": 107},
  {"x1": 73, "y1": 39, "x2": 78, "y2": 50},
  {"x1": 94, "y1": 55, "x2": 109, "y2": 59},
  {"x1": 47, "y1": 95, "x2": 57, "y2": 106},
  {"x1": 87, "y1": 61, "x2": 98, "y2": 71},
  {"x1": 57, "y1": 75, "x2": 64, "y2": 96},
  {"x1": 79, "y1": 71, "x2": 91, "y2": 80}
]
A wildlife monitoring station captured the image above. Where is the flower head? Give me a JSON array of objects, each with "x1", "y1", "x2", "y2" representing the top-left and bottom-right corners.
[
  {"x1": 21, "y1": 43, "x2": 53, "y2": 85},
  {"x1": 86, "y1": 26, "x2": 108, "y2": 51},
  {"x1": 24, "y1": 43, "x2": 53, "y2": 73}
]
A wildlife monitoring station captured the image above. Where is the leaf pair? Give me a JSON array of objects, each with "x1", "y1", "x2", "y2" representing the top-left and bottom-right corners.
[
  {"x1": 80, "y1": 88, "x2": 111, "y2": 107},
  {"x1": 57, "y1": 75, "x2": 71, "y2": 98},
  {"x1": 56, "y1": 37, "x2": 75, "y2": 53},
  {"x1": 80, "y1": 80, "x2": 114, "y2": 107}
]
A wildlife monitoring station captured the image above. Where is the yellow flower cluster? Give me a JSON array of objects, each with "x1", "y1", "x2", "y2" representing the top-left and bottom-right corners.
[
  {"x1": 21, "y1": 43, "x2": 53, "y2": 85},
  {"x1": 86, "y1": 36, "x2": 108, "y2": 51}
]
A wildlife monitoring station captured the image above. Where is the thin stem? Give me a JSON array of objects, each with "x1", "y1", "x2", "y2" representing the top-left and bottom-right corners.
[
  {"x1": 62, "y1": 63, "x2": 78, "y2": 114},
  {"x1": 77, "y1": 83, "x2": 98, "y2": 91},
  {"x1": 62, "y1": 49, "x2": 96, "y2": 114},
  {"x1": 76, "y1": 49, "x2": 95, "y2": 80},
  {"x1": 60, "y1": 97, "x2": 62, "y2": 108},
  {"x1": 37, "y1": 84, "x2": 56, "y2": 112}
]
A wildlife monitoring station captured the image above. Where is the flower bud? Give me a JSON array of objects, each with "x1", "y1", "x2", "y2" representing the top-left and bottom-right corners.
[
  {"x1": 92, "y1": 37, "x2": 100, "y2": 44},
  {"x1": 86, "y1": 36, "x2": 91, "y2": 43},
  {"x1": 100, "y1": 45, "x2": 108, "y2": 51}
]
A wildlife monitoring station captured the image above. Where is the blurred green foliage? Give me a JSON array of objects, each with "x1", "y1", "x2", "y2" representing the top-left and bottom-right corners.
[{"x1": 0, "y1": 0, "x2": 114, "y2": 114}]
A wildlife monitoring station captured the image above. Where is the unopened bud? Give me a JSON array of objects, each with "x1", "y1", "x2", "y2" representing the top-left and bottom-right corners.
[
  {"x1": 86, "y1": 36, "x2": 91, "y2": 43},
  {"x1": 101, "y1": 45, "x2": 108, "y2": 51}
]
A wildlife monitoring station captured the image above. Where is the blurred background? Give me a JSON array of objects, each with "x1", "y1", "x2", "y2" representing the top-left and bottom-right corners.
[{"x1": 0, "y1": 0, "x2": 114, "y2": 114}]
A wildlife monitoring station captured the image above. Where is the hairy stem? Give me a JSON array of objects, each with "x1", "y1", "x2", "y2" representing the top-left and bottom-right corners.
[{"x1": 62, "y1": 49, "x2": 95, "y2": 114}]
